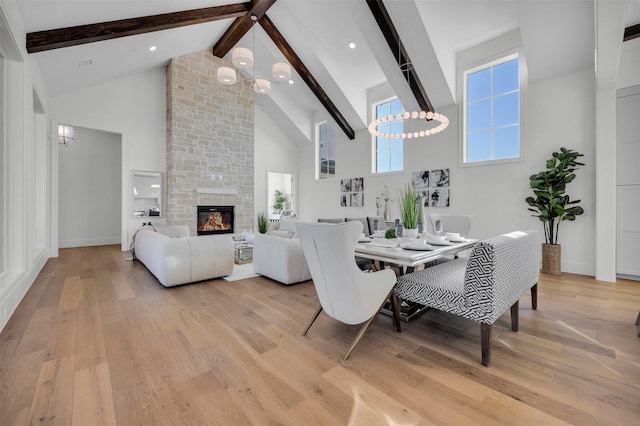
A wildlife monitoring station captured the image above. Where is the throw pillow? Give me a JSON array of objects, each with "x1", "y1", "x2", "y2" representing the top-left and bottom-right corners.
[
  {"x1": 155, "y1": 225, "x2": 180, "y2": 238},
  {"x1": 279, "y1": 217, "x2": 296, "y2": 233}
]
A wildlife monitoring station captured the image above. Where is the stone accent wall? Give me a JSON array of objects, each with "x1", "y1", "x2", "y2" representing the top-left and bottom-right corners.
[{"x1": 166, "y1": 51, "x2": 254, "y2": 235}]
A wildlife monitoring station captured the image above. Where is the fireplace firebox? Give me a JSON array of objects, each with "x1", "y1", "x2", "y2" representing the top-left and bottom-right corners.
[{"x1": 197, "y1": 206, "x2": 234, "y2": 235}]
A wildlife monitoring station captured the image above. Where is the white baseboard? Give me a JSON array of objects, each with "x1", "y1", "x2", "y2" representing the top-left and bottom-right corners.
[
  {"x1": 58, "y1": 237, "x2": 120, "y2": 248},
  {"x1": 0, "y1": 250, "x2": 49, "y2": 332}
]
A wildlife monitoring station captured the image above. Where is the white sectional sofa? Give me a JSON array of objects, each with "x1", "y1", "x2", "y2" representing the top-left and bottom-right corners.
[
  {"x1": 252, "y1": 233, "x2": 311, "y2": 285},
  {"x1": 134, "y1": 225, "x2": 234, "y2": 287}
]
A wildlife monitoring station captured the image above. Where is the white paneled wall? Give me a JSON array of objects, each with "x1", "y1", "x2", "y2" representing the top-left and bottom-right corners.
[{"x1": 616, "y1": 86, "x2": 640, "y2": 278}]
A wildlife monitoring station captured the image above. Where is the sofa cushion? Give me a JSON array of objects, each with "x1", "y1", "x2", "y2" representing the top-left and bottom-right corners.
[
  {"x1": 279, "y1": 216, "x2": 296, "y2": 232},
  {"x1": 318, "y1": 218, "x2": 345, "y2": 224},
  {"x1": 154, "y1": 225, "x2": 189, "y2": 238}
]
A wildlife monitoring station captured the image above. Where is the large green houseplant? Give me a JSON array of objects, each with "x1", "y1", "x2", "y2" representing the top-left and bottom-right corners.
[{"x1": 525, "y1": 147, "x2": 584, "y2": 274}]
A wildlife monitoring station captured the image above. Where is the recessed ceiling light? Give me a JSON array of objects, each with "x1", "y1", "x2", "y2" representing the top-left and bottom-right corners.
[
  {"x1": 288, "y1": 79, "x2": 294, "y2": 85},
  {"x1": 149, "y1": 46, "x2": 157, "y2": 52},
  {"x1": 348, "y1": 42, "x2": 356, "y2": 49}
]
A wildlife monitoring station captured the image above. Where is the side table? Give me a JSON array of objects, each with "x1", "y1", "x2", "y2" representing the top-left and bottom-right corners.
[{"x1": 234, "y1": 244, "x2": 253, "y2": 264}]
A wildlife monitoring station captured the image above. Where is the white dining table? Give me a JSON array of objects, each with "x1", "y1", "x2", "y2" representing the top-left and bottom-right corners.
[{"x1": 355, "y1": 237, "x2": 478, "y2": 269}]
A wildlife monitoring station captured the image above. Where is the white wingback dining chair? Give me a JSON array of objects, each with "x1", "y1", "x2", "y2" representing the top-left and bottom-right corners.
[
  {"x1": 295, "y1": 221, "x2": 398, "y2": 360},
  {"x1": 428, "y1": 213, "x2": 473, "y2": 238}
]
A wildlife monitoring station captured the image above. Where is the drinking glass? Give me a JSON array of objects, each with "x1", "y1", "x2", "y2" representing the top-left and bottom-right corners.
[
  {"x1": 395, "y1": 223, "x2": 405, "y2": 240},
  {"x1": 372, "y1": 219, "x2": 379, "y2": 235},
  {"x1": 434, "y1": 219, "x2": 443, "y2": 237}
]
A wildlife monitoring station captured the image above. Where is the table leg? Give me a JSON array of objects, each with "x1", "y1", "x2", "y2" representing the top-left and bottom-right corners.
[{"x1": 391, "y1": 290, "x2": 402, "y2": 332}]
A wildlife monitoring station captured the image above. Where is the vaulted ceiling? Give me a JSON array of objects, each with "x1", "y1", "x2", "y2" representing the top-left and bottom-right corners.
[{"x1": 16, "y1": 0, "x2": 640, "y2": 144}]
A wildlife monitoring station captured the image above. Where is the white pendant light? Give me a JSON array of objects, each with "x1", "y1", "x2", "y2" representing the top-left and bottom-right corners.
[
  {"x1": 216, "y1": 67, "x2": 237, "y2": 85},
  {"x1": 253, "y1": 78, "x2": 271, "y2": 94},
  {"x1": 232, "y1": 47, "x2": 254, "y2": 69},
  {"x1": 272, "y1": 62, "x2": 291, "y2": 81}
]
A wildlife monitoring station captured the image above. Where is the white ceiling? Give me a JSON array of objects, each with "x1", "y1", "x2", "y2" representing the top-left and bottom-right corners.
[{"x1": 16, "y1": 0, "x2": 639, "y2": 142}]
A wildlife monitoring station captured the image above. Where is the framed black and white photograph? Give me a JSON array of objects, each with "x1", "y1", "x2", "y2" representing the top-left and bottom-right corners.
[
  {"x1": 351, "y1": 192, "x2": 363, "y2": 207},
  {"x1": 419, "y1": 189, "x2": 430, "y2": 207},
  {"x1": 341, "y1": 193, "x2": 350, "y2": 207},
  {"x1": 412, "y1": 170, "x2": 429, "y2": 188},
  {"x1": 352, "y1": 177, "x2": 364, "y2": 192},
  {"x1": 431, "y1": 188, "x2": 450, "y2": 207},
  {"x1": 430, "y1": 169, "x2": 450, "y2": 187},
  {"x1": 341, "y1": 178, "x2": 352, "y2": 192}
]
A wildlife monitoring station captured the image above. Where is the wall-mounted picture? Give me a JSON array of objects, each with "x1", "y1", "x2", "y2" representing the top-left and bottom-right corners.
[
  {"x1": 418, "y1": 189, "x2": 430, "y2": 207},
  {"x1": 431, "y1": 169, "x2": 450, "y2": 187},
  {"x1": 340, "y1": 176, "x2": 364, "y2": 207},
  {"x1": 412, "y1": 170, "x2": 429, "y2": 188},
  {"x1": 352, "y1": 177, "x2": 364, "y2": 192},
  {"x1": 431, "y1": 188, "x2": 450, "y2": 207},
  {"x1": 351, "y1": 192, "x2": 363, "y2": 207}
]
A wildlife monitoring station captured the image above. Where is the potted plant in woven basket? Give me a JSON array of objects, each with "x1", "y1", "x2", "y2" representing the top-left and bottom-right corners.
[{"x1": 525, "y1": 148, "x2": 585, "y2": 275}]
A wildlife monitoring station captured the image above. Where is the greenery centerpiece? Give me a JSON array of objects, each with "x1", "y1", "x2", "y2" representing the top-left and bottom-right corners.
[
  {"x1": 398, "y1": 184, "x2": 421, "y2": 236},
  {"x1": 525, "y1": 147, "x2": 584, "y2": 274},
  {"x1": 257, "y1": 212, "x2": 269, "y2": 234}
]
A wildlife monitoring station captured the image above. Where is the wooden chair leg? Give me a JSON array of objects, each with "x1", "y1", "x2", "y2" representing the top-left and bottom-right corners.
[
  {"x1": 531, "y1": 283, "x2": 538, "y2": 310},
  {"x1": 391, "y1": 290, "x2": 402, "y2": 333},
  {"x1": 481, "y1": 323, "x2": 492, "y2": 367},
  {"x1": 302, "y1": 305, "x2": 323, "y2": 336},
  {"x1": 511, "y1": 301, "x2": 519, "y2": 332}
]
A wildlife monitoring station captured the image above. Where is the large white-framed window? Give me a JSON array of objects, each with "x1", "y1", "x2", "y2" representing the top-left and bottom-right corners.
[
  {"x1": 372, "y1": 97, "x2": 404, "y2": 173},
  {"x1": 316, "y1": 121, "x2": 336, "y2": 180},
  {"x1": 463, "y1": 53, "x2": 521, "y2": 165}
]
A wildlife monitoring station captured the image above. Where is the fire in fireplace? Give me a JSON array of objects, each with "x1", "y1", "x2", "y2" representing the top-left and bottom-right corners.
[{"x1": 197, "y1": 206, "x2": 234, "y2": 235}]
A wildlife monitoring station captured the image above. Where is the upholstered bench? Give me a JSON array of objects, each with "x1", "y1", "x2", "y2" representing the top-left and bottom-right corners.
[{"x1": 394, "y1": 230, "x2": 541, "y2": 366}]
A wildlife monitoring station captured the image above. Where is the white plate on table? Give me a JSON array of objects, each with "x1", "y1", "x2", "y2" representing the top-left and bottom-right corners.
[
  {"x1": 358, "y1": 237, "x2": 372, "y2": 243},
  {"x1": 400, "y1": 242, "x2": 435, "y2": 251},
  {"x1": 427, "y1": 239, "x2": 452, "y2": 246},
  {"x1": 447, "y1": 237, "x2": 467, "y2": 243}
]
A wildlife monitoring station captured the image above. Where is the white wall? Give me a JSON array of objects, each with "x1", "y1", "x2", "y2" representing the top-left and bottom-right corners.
[
  {"x1": 254, "y1": 105, "x2": 300, "y2": 226},
  {"x1": 50, "y1": 68, "x2": 167, "y2": 250},
  {"x1": 0, "y1": 2, "x2": 51, "y2": 330},
  {"x1": 58, "y1": 126, "x2": 121, "y2": 247},
  {"x1": 298, "y1": 68, "x2": 598, "y2": 276}
]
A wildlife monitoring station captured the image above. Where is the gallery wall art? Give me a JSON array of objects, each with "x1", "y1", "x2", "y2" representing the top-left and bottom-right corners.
[
  {"x1": 341, "y1": 177, "x2": 364, "y2": 207},
  {"x1": 412, "y1": 169, "x2": 451, "y2": 207}
]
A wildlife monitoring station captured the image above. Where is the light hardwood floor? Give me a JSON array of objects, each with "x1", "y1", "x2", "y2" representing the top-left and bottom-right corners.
[{"x1": 1, "y1": 244, "x2": 639, "y2": 425}]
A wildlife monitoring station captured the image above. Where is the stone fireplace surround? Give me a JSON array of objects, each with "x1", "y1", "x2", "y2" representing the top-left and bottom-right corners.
[{"x1": 165, "y1": 51, "x2": 254, "y2": 236}]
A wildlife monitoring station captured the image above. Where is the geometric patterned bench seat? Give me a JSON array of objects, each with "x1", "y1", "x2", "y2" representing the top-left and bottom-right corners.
[{"x1": 395, "y1": 230, "x2": 541, "y2": 366}]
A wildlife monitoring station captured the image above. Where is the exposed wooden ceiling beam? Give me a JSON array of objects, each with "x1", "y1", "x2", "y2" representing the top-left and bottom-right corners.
[
  {"x1": 26, "y1": 3, "x2": 250, "y2": 53},
  {"x1": 212, "y1": 0, "x2": 277, "y2": 58},
  {"x1": 623, "y1": 23, "x2": 640, "y2": 42},
  {"x1": 259, "y1": 14, "x2": 355, "y2": 140},
  {"x1": 366, "y1": 0, "x2": 434, "y2": 114}
]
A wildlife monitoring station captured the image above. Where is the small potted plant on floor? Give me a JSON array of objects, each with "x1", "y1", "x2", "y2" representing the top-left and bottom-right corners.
[
  {"x1": 525, "y1": 147, "x2": 585, "y2": 275},
  {"x1": 257, "y1": 212, "x2": 269, "y2": 234}
]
